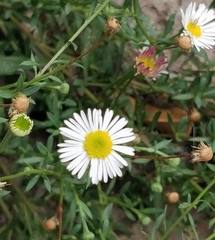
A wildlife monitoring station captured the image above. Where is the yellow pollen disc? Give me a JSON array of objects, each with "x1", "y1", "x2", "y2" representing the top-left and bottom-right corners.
[
  {"x1": 187, "y1": 21, "x2": 201, "y2": 37},
  {"x1": 84, "y1": 130, "x2": 113, "y2": 159},
  {"x1": 137, "y1": 57, "x2": 155, "y2": 70}
]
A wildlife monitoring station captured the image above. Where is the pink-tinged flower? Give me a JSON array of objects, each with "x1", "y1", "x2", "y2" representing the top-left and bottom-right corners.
[{"x1": 134, "y1": 46, "x2": 168, "y2": 80}]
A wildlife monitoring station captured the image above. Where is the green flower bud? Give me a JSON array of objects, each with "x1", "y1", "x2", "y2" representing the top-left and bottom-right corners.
[
  {"x1": 24, "y1": 167, "x2": 32, "y2": 172},
  {"x1": 82, "y1": 231, "x2": 95, "y2": 240},
  {"x1": 9, "y1": 113, "x2": 33, "y2": 137},
  {"x1": 59, "y1": 83, "x2": 70, "y2": 94},
  {"x1": 140, "y1": 215, "x2": 151, "y2": 226},
  {"x1": 168, "y1": 157, "x2": 180, "y2": 168},
  {"x1": 151, "y1": 182, "x2": 163, "y2": 193}
]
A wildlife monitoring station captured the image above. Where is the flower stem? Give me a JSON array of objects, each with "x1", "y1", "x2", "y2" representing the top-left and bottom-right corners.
[
  {"x1": 38, "y1": 0, "x2": 110, "y2": 76},
  {"x1": 0, "y1": 169, "x2": 59, "y2": 181},
  {"x1": 71, "y1": 184, "x2": 90, "y2": 234},
  {"x1": 133, "y1": 0, "x2": 154, "y2": 45},
  {"x1": 160, "y1": 177, "x2": 215, "y2": 240}
]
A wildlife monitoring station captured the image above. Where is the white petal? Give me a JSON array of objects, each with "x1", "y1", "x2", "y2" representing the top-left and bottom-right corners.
[
  {"x1": 101, "y1": 109, "x2": 113, "y2": 130},
  {"x1": 111, "y1": 150, "x2": 128, "y2": 166},
  {"x1": 77, "y1": 158, "x2": 90, "y2": 179},
  {"x1": 113, "y1": 145, "x2": 135, "y2": 156}
]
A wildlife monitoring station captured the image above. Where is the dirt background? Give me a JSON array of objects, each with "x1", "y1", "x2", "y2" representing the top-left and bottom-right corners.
[{"x1": 113, "y1": 0, "x2": 213, "y2": 239}]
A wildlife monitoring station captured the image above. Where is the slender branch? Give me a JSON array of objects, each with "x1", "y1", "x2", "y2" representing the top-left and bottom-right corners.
[
  {"x1": 160, "y1": 177, "x2": 215, "y2": 240},
  {"x1": 132, "y1": 153, "x2": 191, "y2": 160},
  {"x1": 37, "y1": 0, "x2": 110, "y2": 76},
  {"x1": 0, "y1": 169, "x2": 59, "y2": 182}
]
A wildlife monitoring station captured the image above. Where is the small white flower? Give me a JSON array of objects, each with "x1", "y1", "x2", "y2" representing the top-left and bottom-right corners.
[
  {"x1": 58, "y1": 109, "x2": 135, "y2": 184},
  {"x1": 180, "y1": 2, "x2": 215, "y2": 51}
]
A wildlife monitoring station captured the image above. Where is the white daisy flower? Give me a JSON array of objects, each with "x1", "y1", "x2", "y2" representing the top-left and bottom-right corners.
[
  {"x1": 180, "y1": 2, "x2": 215, "y2": 51},
  {"x1": 58, "y1": 109, "x2": 135, "y2": 184}
]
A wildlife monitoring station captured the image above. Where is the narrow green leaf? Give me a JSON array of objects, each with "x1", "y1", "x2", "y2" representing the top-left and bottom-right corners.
[
  {"x1": 179, "y1": 202, "x2": 189, "y2": 209},
  {"x1": 163, "y1": 13, "x2": 175, "y2": 37},
  {"x1": 79, "y1": 201, "x2": 93, "y2": 219},
  {"x1": 0, "y1": 56, "x2": 27, "y2": 75},
  {"x1": 188, "y1": 213, "x2": 199, "y2": 240},
  {"x1": 43, "y1": 177, "x2": 51, "y2": 193},
  {"x1": 26, "y1": 175, "x2": 40, "y2": 191},
  {"x1": 0, "y1": 90, "x2": 13, "y2": 99},
  {"x1": 36, "y1": 141, "x2": 48, "y2": 155},
  {"x1": 172, "y1": 93, "x2": 193, "y2": 100},
  {"x1": 102, "y1": 203, "x2": 113, "y2": 221},
  {"x1": 0, "y1": 117, "x2": 8, "y2": 124},
  {"x1": 0, "y1": 190, "x2": 10, "y2": 198},
  {"x1": 22, "y1": 86, "x2": 40, "y2": 95},
  {"x1": 48, "y1": 75, "x2": 62, "y2": 83},
  {"x1": 123, "y1": 208, "x2": 136, "y2": 221}
]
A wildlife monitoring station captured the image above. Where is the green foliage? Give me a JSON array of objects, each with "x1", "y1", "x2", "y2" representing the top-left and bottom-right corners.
[{"x1": 0, "y1": 0, "x2": 215, "y2": 240}]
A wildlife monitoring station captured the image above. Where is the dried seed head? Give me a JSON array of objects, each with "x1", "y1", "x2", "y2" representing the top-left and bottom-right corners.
[
  {"x1": 44, "y1": 216, "x2": 59, "y2": 231},
  {"x1": 176, "y1": 34, "x2": 192, "y2": 52},
  {"x1": 11, "y1": 93, "x2": 30, "y2": 116},
  {"x1": 105, "y1": 18, "x2": 120, "y2": 35},
  {"x1": 133, "y1": 133, "x2": 141, "y2": 143},
  {"x1": 191, "y1": 141, "x2": 213, "y2": 163},
  {"x1": 166, "y1": 191, "x2": 179, "y2": 203}
]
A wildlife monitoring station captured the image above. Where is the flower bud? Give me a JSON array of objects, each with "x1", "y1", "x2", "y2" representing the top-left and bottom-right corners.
[
  {"x1": 140, "y1": 215, "x2": 151, "y2": 226},
  {"x1": 151, "y1": 182, "x2": 163, "y2": 193},
  {"x1": 82, "y1": 231, "x2": 95, "y2": 240},
  {"x1": 44, "y1": 216, "x2": 59, "y2": 231},
  {"x1": 59, "y1": 83, "x2": 70, "y2": 95},
  {"x1": 189, "y1": 109, "x2": 201, "y2": 122},
  {"x1": 166, "y1": 191, "x2": 179, "y2": 203},
  {"x1": 105, "y1": 18, "x2": 120, "y2": 35},
  {"x1": 168, "y1": 157, "x2": 180, "y2": 168},
  {"x1": 176, "y1": 34, "x2": 192, "y2": 52},
  {"x1": 9, "y1": 113, "x2": 33, "y2": 137}
]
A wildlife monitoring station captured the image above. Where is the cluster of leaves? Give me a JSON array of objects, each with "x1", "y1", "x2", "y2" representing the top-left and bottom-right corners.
[{"x1": 1, "y1": 0, "x2": 215, "y2": 239}]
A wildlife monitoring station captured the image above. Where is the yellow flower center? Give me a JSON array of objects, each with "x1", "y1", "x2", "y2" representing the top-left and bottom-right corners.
[
  {"x1": 137, "y1": 57, "x2": 155, "y2": 70},
  {"x1": 187, "y1": 21, "x2": 201, "y2": 37},
  {"x1": 84, "y1": 130, "x2": 113, "y2": 159}
]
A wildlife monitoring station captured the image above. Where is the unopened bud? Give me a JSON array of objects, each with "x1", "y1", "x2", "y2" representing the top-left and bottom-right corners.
[
  {"x1": 105, "y1": 18, "x2": 120, "y2": 35},
  {"x1": 176, "y1": 34, "x2": 192, "y2": 52},
  {"x1": 168, "y1": 158, "x2": 180, "y2": 168},
  {"x1": 166, "y1": 191, "x2": 179, "y2": 203},
  {"x1": 44, "y1": 216, "x2": 59, "y2": 231},
  {"x1": 59, "y1": 83, "x2": 70, "y2": 94},
  {"x1": 151, "y1": 182, "x2": 163, "y2": 193},
  {"x1": 82, "y1": 231, "x2": 95, "y2": 240}
]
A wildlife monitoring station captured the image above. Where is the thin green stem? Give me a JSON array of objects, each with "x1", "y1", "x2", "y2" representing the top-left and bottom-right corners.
[
  {"x1": 160, "y1": 177, "x2": 215, "y2": 240},
  {"x1": 133, "y1": 0, "x2": 154, "y2": 45},
  {"x1": 0, "y1": 169, "x2": 59, "y2": 182},
  {"x1": 38, "y1": 0, "x2": 110, "y2": 76},
  {"x1": 0, "y1": 130, "x2": 13, "y2": 154},
  {"x1": 71, "y1": 184, "x2": 90, "y2": 234}
]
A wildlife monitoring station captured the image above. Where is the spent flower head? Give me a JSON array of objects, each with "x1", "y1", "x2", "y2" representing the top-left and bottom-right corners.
[
  {"x1": 10, "y1": 93, "x2": 30, "y2": 117},
  {"x1": 0, "y1": 181, "x2": 8, "y2": 190},
  {"x1": 58, "y1": 108, "x2": 135, "y2": 184},
  {"x1": 9, "y1": 113, "x2": 34, "y2": 137},
  {"x1": 105, "y1": 18, "x2": 120, "y2": 35},
  {"x1": 180, "y1": 2, "x2": 215, "y2": 51},
  {"x1": 191, "y1": 141, "x2": 213, "y2": 163},
  {"x1": 134, "y1": 46, "x2": 167, "y2": 80}
]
